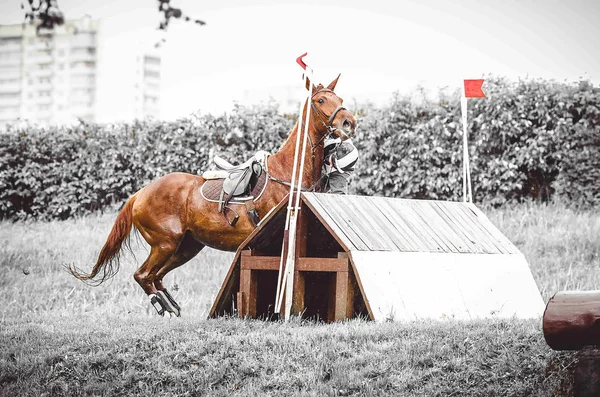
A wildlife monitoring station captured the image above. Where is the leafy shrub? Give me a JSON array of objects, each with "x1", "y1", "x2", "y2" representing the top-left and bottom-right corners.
[{"x1": 1, "y1": 77, "x2": 598, "y2": 220}]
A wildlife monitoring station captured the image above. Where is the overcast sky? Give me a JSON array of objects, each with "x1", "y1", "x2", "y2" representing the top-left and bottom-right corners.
[{"x1": 2, "y1": 0, "x2": 599, "y2": 120}]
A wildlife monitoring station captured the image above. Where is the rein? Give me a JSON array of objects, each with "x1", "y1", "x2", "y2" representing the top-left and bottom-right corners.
[{"x1": 266, "y1": 171, "x2": 327, "y2": 192}]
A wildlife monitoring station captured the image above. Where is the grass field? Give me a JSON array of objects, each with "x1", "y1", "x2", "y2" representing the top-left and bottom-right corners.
[{"x1": 1, "y1": 201, "x2": 599, "y2": 396}]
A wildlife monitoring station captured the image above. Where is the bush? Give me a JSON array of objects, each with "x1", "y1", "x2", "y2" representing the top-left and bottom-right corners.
[{"x1": 1, "y1": 77, "x2": 598, "y2": 221}]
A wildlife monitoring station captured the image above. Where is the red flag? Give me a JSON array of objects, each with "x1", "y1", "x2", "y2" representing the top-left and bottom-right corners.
[
  {"x1": 464, "y1": 79, "x2": 485, "y2": 98},
  {"x1": 296, "y1": 52, "x2": 308, "y2": 70}
]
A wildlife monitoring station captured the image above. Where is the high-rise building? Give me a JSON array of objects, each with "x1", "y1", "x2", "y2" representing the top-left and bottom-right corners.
[
  {"x1": 135, "y1": 50, "x2": 161, "y2": 120},
  {"x1": 94, "y1": 38, "x2": 162, "y2": 123},
  {"x1": 0, "y1": 17, "x2": 162, "y2": 127},
  {"x1": 0, "y1": 17, "x2": 99, "y2": 126}
]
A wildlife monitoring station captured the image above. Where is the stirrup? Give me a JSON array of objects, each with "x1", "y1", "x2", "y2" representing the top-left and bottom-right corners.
[{"x1": 223, "y1": 205, "x2": 239, "y2": 227}]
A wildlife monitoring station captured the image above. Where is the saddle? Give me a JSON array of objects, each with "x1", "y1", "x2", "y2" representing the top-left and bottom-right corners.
[{"x1": 202, "y1": 151, "x2": 269, "y2": 227}]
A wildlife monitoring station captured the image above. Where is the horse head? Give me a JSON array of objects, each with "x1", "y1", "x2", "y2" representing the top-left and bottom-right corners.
[{"x1": 308, "y1": 75, "x2": 356, "y2": 142}]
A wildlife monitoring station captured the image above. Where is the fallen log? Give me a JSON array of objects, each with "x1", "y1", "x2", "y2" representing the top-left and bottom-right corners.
[{"x1": 543, "y1": 290, "x2": 600, "y2": 351}]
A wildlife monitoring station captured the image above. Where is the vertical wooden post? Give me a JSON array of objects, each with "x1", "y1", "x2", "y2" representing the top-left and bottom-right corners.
[
  {"x1": 326, "y1": 252, "x2": 354, "y2": 322},
  {"x1": 239, "y1": 268, "x2": 257, "y2": 318},
  {"x1": 334, "y1": 270, "x2": 349, "y2": 321},
  {"x1": 291, "y1": 202, "x2": 308, "y2": 316},
  {"x1": 293, "y1": 271, "x2": 305, "y2": 315}
]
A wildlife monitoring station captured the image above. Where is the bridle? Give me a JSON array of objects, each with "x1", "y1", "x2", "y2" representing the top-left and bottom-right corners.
[
  {"x1": 267, "y1": 88, "x2": 350, "y2": 192},
  {"x1": 310, "y1": 88, "x2": 349, "y2": 140}
]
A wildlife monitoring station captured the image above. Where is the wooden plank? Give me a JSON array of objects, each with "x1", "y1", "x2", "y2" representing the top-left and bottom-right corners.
[
  {"x1": 302, "y1": 193, "x2": 364, "y2": 251},
  {"x1": 365, "y1": 196, "x2": 418, "y2": 251},
  {"x1": 292, "y1": 271, "x2": 305, "y2": 316},
  {"x1": 384, "y1": 198, "x2": 445, "y2": 253},
  {"x1": 462, "y1": 204, "x2": 515, "y2": 254},
  {"x1": 376, "y1": 198, "x2": 430, "y2": 252},
  {"x1": 418, "y1": 201, "x2": 473, "y2": 253},
  {"x1": 241, "y1": 255, "x2": 349, "y2": 272},
  {"x1": 296, "y1": 257, "x2": 349, "y2": 272},
  {"x1": 241, "y1": 256, "x2": 280, "y2": 271},
  {"x1": 410, "y1": 200, "x2": 461, "y2": 253},
  {"x1": 449, "y1": 203, "x2": 503, "y2": 254},
  {"x1": 313, "y1": 194, "x2": 373, "y2": 251},
  {"x1": 463, "y1": 204, "x2": 520, "y2": 254},
  {"x1": 236, "y1": 292, "x2": 244, "y2": 317},
  {"x1": 401, "y1": 200, "x2": 452, "y2": 252},
  {"x1": 239, "y1": 269, "x2": 257, "y2": 318},
  {"x1": 346, "y1": 268, "x2": 355, "y2": 319},
  {"x1": 405, "y1": 201, "x2": 459, "y2": 253},
  {"x1": 344, "y1": 195, "x2": 397, "y2": 251},
  {"x1": 429, "y1": 201, "x2": 484, "y2": 254},
  {"x1": 321, "y1": 194, "x2": 388, "y2": 251},
  {"x1": 452, "y1": 203, "x2": 506, "y2": 254},
  {"x1": 437, "y1": 202, "x2": 489, "y2": 254},
  {"x1": 425, "y1": 201, "x2": 472, "y2": 253},
  {"x1": 334, "y1": 271, "x2": 350, "y2": 321}
]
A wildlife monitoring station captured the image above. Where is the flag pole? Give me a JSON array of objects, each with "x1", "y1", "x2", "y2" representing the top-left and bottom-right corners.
[
  {"x1": 460, "y1": 93, "x2": 470, "y2": 202},
  {"x1": 461, "y1": 79, "x2": 485, "y2": 203}
]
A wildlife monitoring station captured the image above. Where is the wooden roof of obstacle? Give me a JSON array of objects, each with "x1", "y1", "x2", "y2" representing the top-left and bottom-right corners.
[
  {"x1": 210, "y1": 193, "x2": 545, "y2": 321},
  {"x1": 301, "y1": 193, "x2": 520, "y2": 254}
]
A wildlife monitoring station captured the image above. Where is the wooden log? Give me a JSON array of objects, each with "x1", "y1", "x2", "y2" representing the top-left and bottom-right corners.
[{"x1": 543, "y1": 291, "x2": 600, "y2": 351}]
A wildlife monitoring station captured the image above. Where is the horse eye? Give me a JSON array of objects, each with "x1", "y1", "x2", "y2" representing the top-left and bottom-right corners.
[{"x1": 318, "y1": 98, "x2": 324, "y2": 104}]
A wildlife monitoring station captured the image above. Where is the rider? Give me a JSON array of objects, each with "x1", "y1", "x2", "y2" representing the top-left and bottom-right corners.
[{"x1": 323, "y1": 135, "x2": 358, "y2": 194}]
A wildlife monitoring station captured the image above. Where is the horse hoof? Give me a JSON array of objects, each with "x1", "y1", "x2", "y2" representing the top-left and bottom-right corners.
[{"x1": 150, "y1": 292, "x2": 181, "y2": 318}]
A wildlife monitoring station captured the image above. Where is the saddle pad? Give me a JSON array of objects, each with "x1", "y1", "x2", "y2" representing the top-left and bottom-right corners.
[{"x1": 200, "y1": 171, "x2": 268, "y2": 204}]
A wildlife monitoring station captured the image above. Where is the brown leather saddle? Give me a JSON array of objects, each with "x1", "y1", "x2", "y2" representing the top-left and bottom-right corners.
[{"x1": 201, "y1": 154, "x2": 268, "y2": 227}]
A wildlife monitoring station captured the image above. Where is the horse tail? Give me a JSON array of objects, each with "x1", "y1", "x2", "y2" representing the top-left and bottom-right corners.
[{"x1": 69, "y1": 194, "x2": 137, "y2": 285}]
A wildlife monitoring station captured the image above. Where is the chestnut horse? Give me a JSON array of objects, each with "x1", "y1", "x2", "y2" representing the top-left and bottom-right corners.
[{"x1": 70, "y1": 76, "x2": 356, "y2": 316}]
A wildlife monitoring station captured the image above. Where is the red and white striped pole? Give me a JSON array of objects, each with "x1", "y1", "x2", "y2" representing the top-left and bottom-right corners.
[{"x1": 274, "y1": 53, "x2": 313, "y2": 319}]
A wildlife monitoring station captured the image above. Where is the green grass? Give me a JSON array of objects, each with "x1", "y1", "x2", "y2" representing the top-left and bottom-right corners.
[{"x1": 2, "y1": 202, "x2": 599, "y2": 396}]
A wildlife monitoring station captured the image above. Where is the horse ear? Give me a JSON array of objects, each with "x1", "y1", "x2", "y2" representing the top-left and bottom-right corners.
[{"x1": 327, "y1": 74, "x2": 341, "y2": 91}]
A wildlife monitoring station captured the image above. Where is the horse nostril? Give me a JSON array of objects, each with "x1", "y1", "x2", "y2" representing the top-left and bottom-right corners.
[{"x1": 343, "y1": 119, "x2": 351, "y2": 129}]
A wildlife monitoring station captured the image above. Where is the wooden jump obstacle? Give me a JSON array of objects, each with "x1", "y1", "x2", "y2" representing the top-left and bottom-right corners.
[
  {"x1": 209, "y1": 193, "x2": 545, "y2": 322},
  {"x1": 543, "y1": 291, "x2": 600, "y2": 396}
]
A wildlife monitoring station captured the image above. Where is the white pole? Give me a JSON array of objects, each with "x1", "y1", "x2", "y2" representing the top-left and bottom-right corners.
[
  {"x1": 282, "y1": 74, "x2": 313, "y2": 319},
  {"x1": 274, "y1": 63, "x2": 313, "y2": 316},
  {"x1": 460, "y1": 92, "x2": 472, "y2": 203},
  {"x1": 274, "y1": 73, "x2": 306, "y2": 313}
]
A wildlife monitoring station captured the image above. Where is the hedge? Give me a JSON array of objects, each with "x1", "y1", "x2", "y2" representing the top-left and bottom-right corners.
[{"x1": 1, "y1": 77, "x2": 598, "y2": 220}]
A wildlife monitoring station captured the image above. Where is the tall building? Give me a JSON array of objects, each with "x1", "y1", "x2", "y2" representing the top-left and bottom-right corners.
[
  {"x1": 134, "y1": 50, "x2": 161, "y2": 120},
  {"x1": 0, "y1": 17, "x2": 162, "y2": 127},
  {"x1": 0, "y1": 17, "x2": 99, "y2": 126},
  {"x1": 94, "y1": 37, "x2": 162, "y2": 124}
]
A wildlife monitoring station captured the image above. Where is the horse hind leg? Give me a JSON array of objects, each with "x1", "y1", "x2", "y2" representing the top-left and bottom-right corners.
[
  {"x1": 153, "y1": 233, "x2": 205, "y2": 317},
  {"x1": 133, "y1": 241, "x2": 179, "y2": 316}
]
